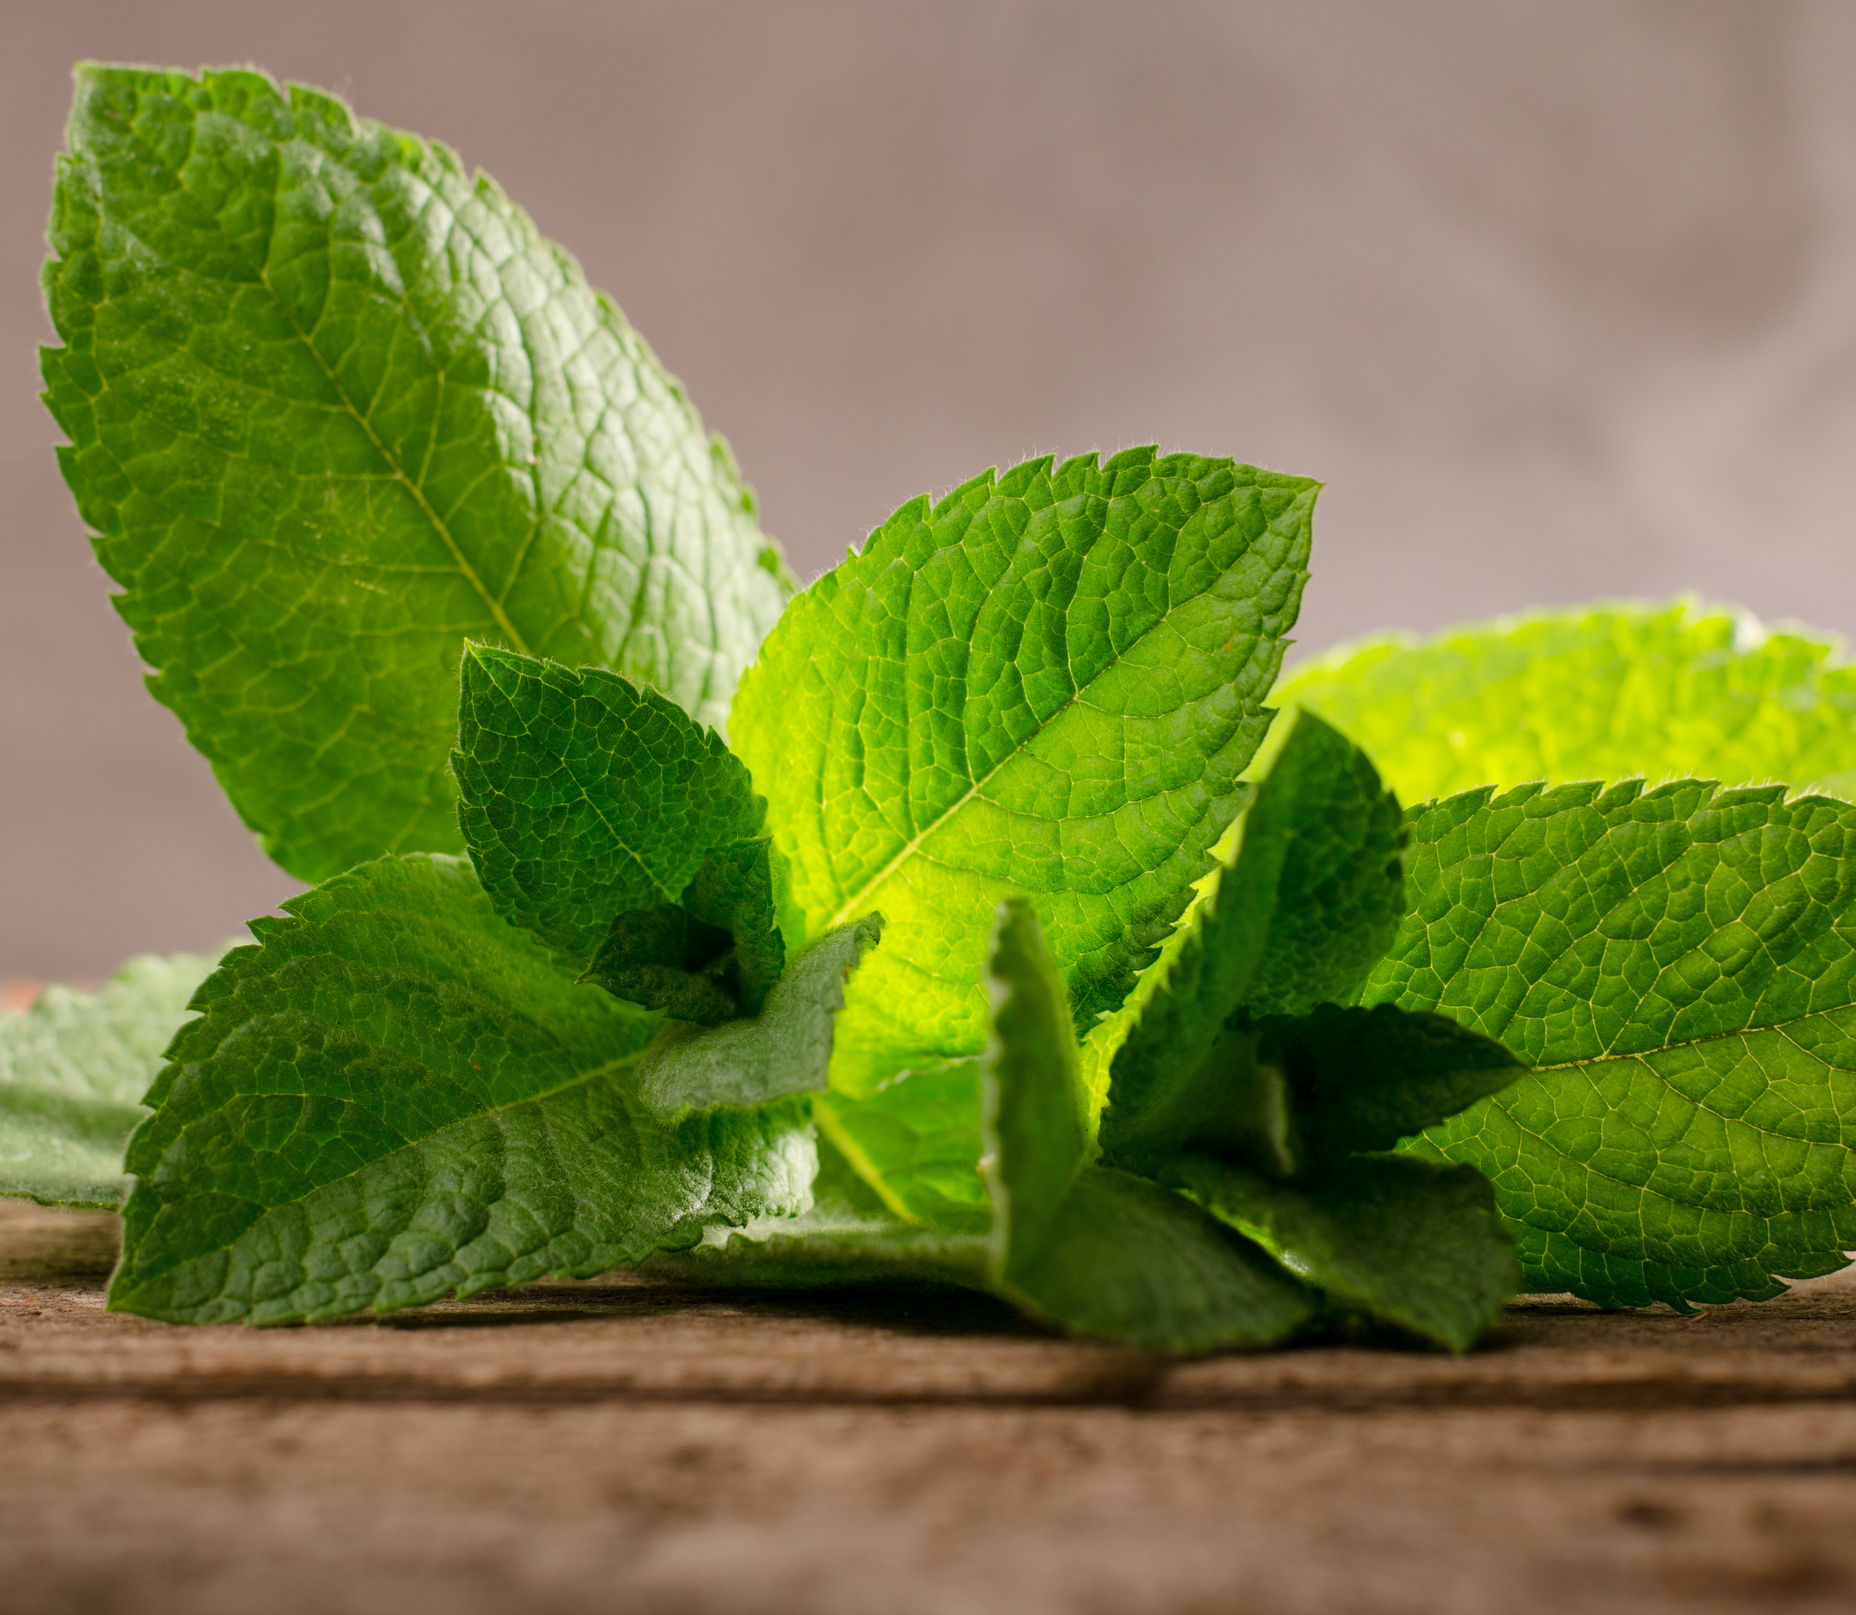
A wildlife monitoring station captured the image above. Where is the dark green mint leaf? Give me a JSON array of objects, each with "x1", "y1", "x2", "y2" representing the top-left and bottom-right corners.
[
  {"x1": 675, "y1": 838, "x2": 787, "y2": 1015},
  {"x1": 44, "y1": 65, "x2": 791, "y2": 884},
  {"x1": 1277, "y1": 600, "x2": 1856, "y2": 807},
  {"x1": 456, "y1": 645, "x2": 763, "y2": 963},
  {"x1": 1098, "y1": 710, "x2": 1401, "y2": 1171},
  {"x1": 581, "y1": 905, "x2": 740, "y2": 1024},
  {"x1": 1372, "y1": 778, "x2": 1856, "y2": 1308},
  {"x1": 109, "y1": 855, "x2": 813, "y2": 1325},
  {"x1": 1168, "y1": 1152, "x2": 1516, "y2": 1353},
  {"x1": 1258, "y1": 1003, "x2": 1525, "y2": 1166},
  {"x1": 633, "y1": 916, "x2": 882, "y2": 1120},
  {"x1": 731, "y1": 449, "x2": 1316, "y2": 1099},
  {"x1": 0, "y1": 950, "x2": 223, "y2": 1208},
  {"x1": 997, "y1": 1164, "x2": 1317, "y2": 1351}
]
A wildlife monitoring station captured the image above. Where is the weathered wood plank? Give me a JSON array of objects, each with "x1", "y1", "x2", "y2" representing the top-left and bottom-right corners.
[{"x1": 4, "y1": 1199, "x2": 1855, "y2": 1614}]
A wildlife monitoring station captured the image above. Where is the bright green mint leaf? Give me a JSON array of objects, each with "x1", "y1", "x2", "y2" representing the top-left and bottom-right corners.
[
  {"x1": 109, "y1": 855, "x2": 814, "y2": 1325},
  {"x1": 1371, "y1": 777, "x2": 1856, "y2": 1309},
  {"x1": 980, "y1": 899, "x2": 1089, "y2": 1267},
  {"x1": 731, "y1": 449, "x2": 1317, "y2": 1096},
  {"x1": 1278, "y1": 600, "x2": 1856, "y2": 806},
  {"x1": 1168, "y1": 1152, "x2": 1516, "y2": 1353},
  {"x1": 1098, "y1": 710, "x2": 1401, "y2": 1172},
  {"x1": 633, "y1": 916, "x2": 882, "y2": 1120},
  {"x1": 0, "y1": 949, "x2": 223, "y2": 1208},
  {"x1": 43, "y1": 65, "x2": 791, "y2": 884},
  {"x1": 996, "y1": 1164, "x2": 1316, "y2": 1351},
  {"x1": 1258, "y1": 1003, "x2": 1525, "y2": 1167},
  {"x1": 455, "y1": 646, "x2": 764, "y2": 965},
  {"x1": 812, "y1": 1064, "x2": 991, "y2": 1233}
]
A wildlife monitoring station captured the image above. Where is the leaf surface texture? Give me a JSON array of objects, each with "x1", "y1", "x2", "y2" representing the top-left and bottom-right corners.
[
  {"x1": 44, "y1": 65, "x2": 790, "y2": 882},
  {"x1": 731, "y1": 449, "x2": 1315, "y2": 1095},
  {"x1": 1373, "y1": 778, "x2": 1856, "y2": 1307},
  {"x1": 110, "y1": 855, "x2": 819, "y2": 1324}
]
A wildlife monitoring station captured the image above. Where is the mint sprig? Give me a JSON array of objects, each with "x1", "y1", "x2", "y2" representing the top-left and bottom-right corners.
[{"x1": 24, "y1": 63, "x2": 1856, "y2": 1349}]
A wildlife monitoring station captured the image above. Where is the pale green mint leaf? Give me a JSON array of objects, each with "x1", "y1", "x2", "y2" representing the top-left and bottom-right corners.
[
  {"x1": 996, "y1": 1165, "x2": 1317, "y2": 1351},
  {"x1": 1277, "y1": 600, "x2": 1856, "y2": 807},
  {"x1": 731, "y1": 449, "x2": 1317, "y2": 1097},
  {"x1": 1167, "y1": 1152, "x2": 1516, "y2": 1353},
  {"x1": 454, "y1": 646, "x2": 763, "y2": 964},
  {"x1": 634, "y1": 916, "x2": 882, "y2": 1119},
  {"x1": 43, "y1": 65, "x2": 791, "y2": 885},
  {"x1": 109, "y1": 855, "x2": 814, "y2": 1325},
  {"x1": 1257, "y1": 1003, "x2": 1524, "y2": 1167},
  {"x1": 1098, "y1": 710, "x2": 1402, "y2": 1173},
  {"x1": 977, "y1": 898, "x2": 1315, "y2": 1349},
  {"x1": 0, "y1": 950, "x2": 223, "y2": 1208},
  {"x1": 980, "y1": 899, "x2": 1089, "y2": 1267},
  {"x1": 1370, "y1": 777, "x2": 1856, "y2": 1309},
  {"x1": 812, "y1": 1063, "x2": 991, "y2": 1233}
]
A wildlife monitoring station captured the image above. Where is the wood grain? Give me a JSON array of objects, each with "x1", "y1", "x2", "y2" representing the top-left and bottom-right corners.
[{"x1": 4, "y1": 1198, "x2": 1855, "y2": 1615}]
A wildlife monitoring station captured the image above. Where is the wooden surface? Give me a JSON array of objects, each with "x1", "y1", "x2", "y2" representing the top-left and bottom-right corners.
[{"x1": 4, "y1": 1200, "x2": 1856, "y2": 1614}]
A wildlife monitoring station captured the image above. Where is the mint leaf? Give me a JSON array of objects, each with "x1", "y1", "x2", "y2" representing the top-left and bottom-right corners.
[
  {"x1": 980, "y1": 899, "x2": 1088, "y2": 1265},
  {"x1": 1371, "y1": 778, "x2": 1856, "y2": 1308},
  {"x1": 812, "y1": 1066, "x2": 991, "y2": 1232},
  {"x1": 0, "y1": 950, "x2": 223, "y2": 1208},
  {"x1": 1278, "y1": 601, "x2": 1856, "y2": 807},
  {"x1": 674, "y1": 838, "x2": 787, "y2": 1015},
  {"x1": 1258, "y1": 1003, "x2": 1524, "y2": 1166},
  {"x1": 634, "y1": 916, "x2": 882, "y2": 1119},
  {"x1": 1168, "y1": 1153, "x2": 1516, "y2": 1353},
  {"x1": 1099, "y1": 710, "x2": 1402, "y2": 1172},
  {"x1": 995, "y1": 1166, "x2": 1318, "y2": 1351},
  {"x1": 731, "y1": 450, "x2": 1316, "y2": 1097},
  {"x1": 455, "y1": 646, "x2": 764, "y2": 964},
  {"x1": 979, "y1": 898, "x2": 1315, "y2": 1350},
  {"x1": 43, "y1": 66, "x2": 791, "y2": 884},
  {"x1": 110, "y1": 855, "x2": 816, "y2": 1325}
]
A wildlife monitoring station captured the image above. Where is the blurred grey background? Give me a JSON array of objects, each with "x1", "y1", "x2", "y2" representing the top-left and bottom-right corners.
[{"x1": 6, "y1": 0, "x2": 1856, "y2": 980}]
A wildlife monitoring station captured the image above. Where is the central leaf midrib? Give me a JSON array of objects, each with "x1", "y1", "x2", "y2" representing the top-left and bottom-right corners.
[{"x1": 255, "y1": 256, "x2": 533, "y2": 657}]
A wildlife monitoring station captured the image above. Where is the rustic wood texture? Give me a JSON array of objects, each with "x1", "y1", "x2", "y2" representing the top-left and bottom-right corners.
[{"x1": 4, "y1": 1199, "x2": 1856, "y2": 1614}]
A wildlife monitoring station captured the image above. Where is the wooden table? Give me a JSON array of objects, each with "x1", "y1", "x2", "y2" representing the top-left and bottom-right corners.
[{"x1": 3, "y1": 1198, "x2": 1854, "y2": 1614}]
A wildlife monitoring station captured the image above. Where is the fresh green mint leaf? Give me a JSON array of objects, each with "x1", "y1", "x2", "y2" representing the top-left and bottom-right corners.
[
  {"x1": 675, "y1": 838, "x2": 787, "y2": 1015},
  {"x1": 455, "y1": 646, "x2": 764, "y2": 961},
  {"x1": 980, "y1": 899, "x2": 1089, "y2": 1267},
  {"x1": 633, "y1": 916, "x2": 882, "y2": 1119},
  {"x1": 581, "y1": 905, "x2": 742, "y2": 1024},
  {"x1": 43, "y1": 65, "x2": 791, "y2": 885},
  {"x1": 110, "y1": 855, "x2": 815, "y2": 1325},
  {"x1": 1258, "y1": 1003, "x2": 1525, "y2": 1166},
  {"x1": 731, "y1": 449, "x2": 1317, "y2": 1097},
  {"x1": 1277, "y1": 600, "x2": 1856, "y2": 807},
  {"x1": 0, "y1": 949, "x2": 223, "y2": 1208},
  {"x1": 1371, "y1": 777, "x2": 1856, "y2": 1308},
  {"x1": 1167, "y1": 1152, "x2": 1516, "y2": 1353},
  {"x1": 978, "y1": 897, "x2": 1316, "y2": 1350},
  {"x1": 1098, "y1": 710, "x2": 1401, "y2": 1172},
  {"x1": 997, "y1": 1165, "x2": 1320, "y2": 1351},
  {"x1": 812, "y1": 1065, "x2": 992, "y2": 1233}
]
